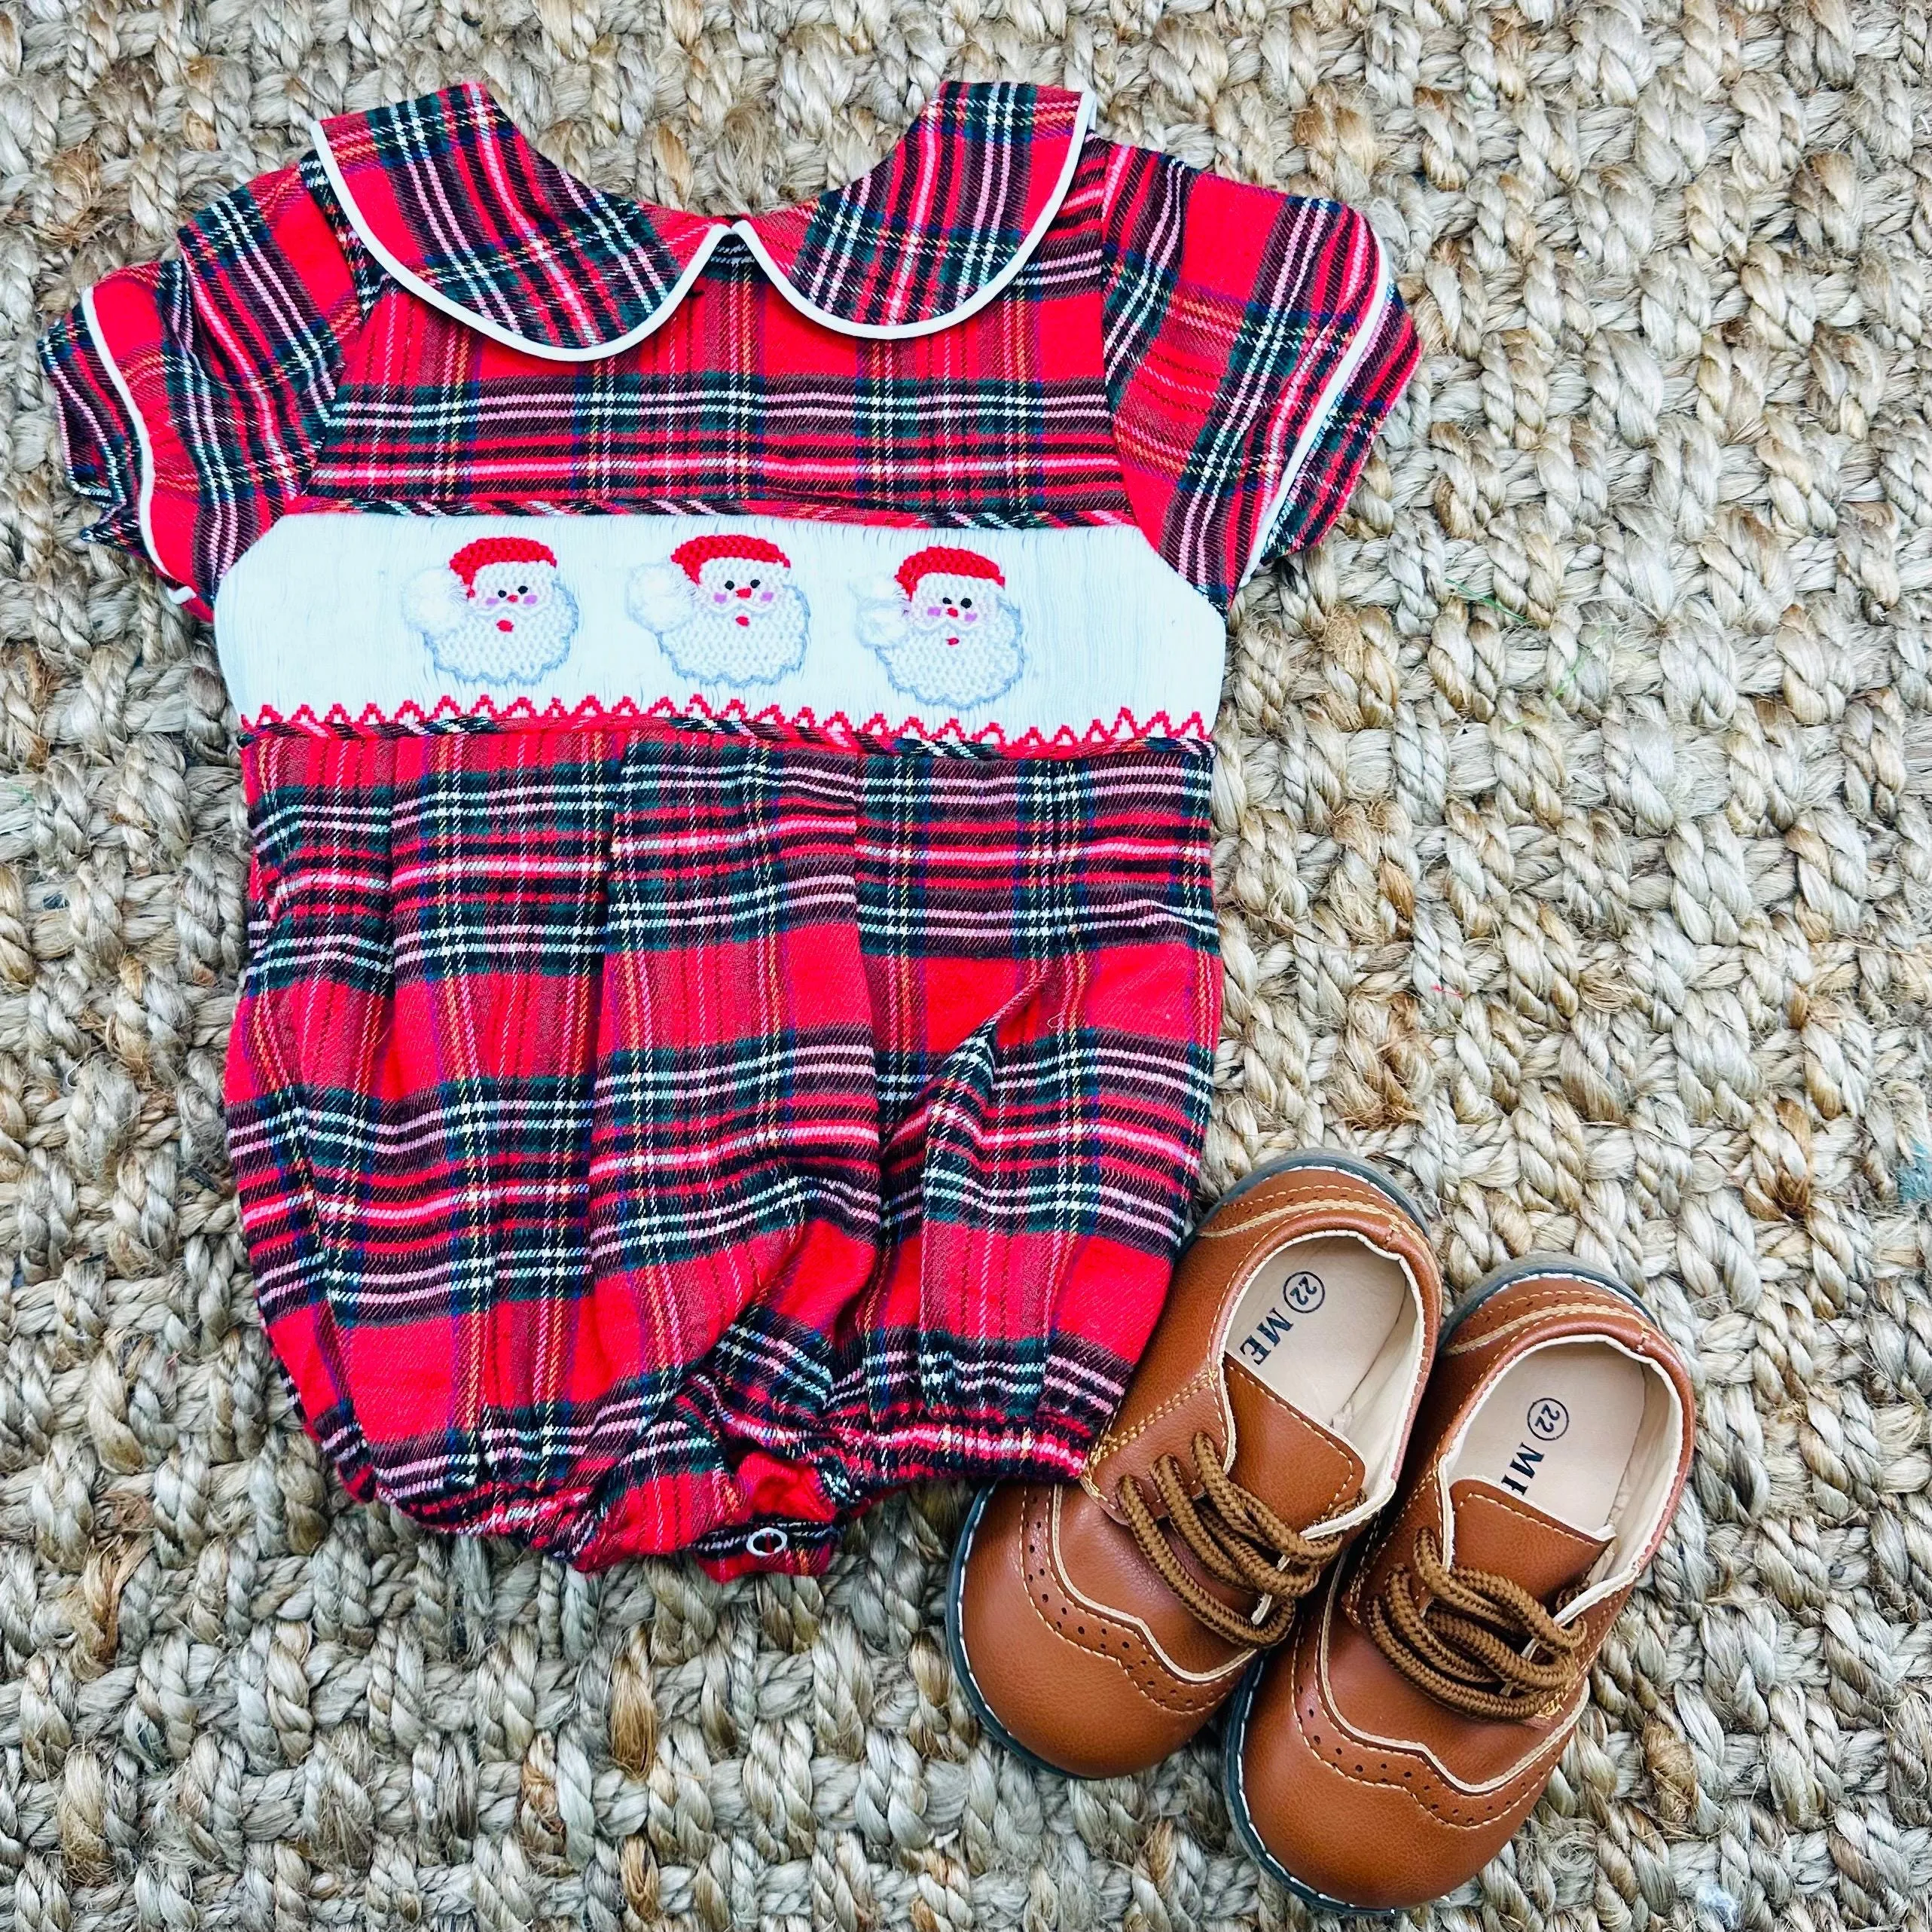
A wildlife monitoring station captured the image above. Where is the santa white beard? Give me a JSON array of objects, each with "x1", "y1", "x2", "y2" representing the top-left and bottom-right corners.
[
  {"x1": 421, "y1": 585, "x2": 578, "y2": 684},
  {"x1": 656, "y1": 588, "x2": 810, "y2": 686},
  {"x1": 870, "y1": 601, "x2": 1024, "y2": 708}
]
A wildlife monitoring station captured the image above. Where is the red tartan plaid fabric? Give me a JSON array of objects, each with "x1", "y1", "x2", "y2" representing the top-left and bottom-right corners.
[
  {"x1": 42, "y1": 163, "x2": 366, "y2": 612},
  {"x1": 42, "y1": 79, "x2": 1418, "y2": 613},
  {"x1": 1101, "y1": 144, "x2": 1416, "y2": 582},
  {"x1": 742, "y1": 84, "x2": 1091, "y2": 332},
  {"x1": 309, "y1": 83, "x2": 723, "y2": 355},
  {"x1": 230, "y1": 723, "x2": 1218, "y2": 1570},
  {"x1": 38, "y1": 78, "x2": 1420, "y2": 1572}
]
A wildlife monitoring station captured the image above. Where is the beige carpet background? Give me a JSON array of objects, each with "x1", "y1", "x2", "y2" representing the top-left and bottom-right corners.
[{"x1": 6, "y1": 3, "x2": 1931, "y2": 1927}]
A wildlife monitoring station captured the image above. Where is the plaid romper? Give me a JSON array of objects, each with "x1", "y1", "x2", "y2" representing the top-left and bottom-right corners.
[{"x1": 43, "y1": 81, "x2": 1418, "y2": 1576}]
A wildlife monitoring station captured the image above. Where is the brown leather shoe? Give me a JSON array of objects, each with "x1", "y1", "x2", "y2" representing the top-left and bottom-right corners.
[
  {"x1": 945, "y1": 1152, "x2": 1442, "y2": 1778},
  {"x1": 1224, "y1": 1258, "x2": 1695, "y2": 1914}
]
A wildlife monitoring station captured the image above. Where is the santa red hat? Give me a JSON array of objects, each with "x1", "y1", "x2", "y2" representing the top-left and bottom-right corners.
[
  {"x1": 448, "y1": 536, "x2": 559, "y2": 591},
  {"x1": 896, "y1": 545, "x2": 1005, "y2": 600},
  {"x1": 670, "y1": 534, "x2": 792, "y2": 581}
]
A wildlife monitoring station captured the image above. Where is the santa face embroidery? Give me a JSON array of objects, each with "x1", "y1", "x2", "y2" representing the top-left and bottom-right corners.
[
  {"x1": 627, "y1": 536, "x2": 810, "y2": 686},
  {"x1": 405, "y1": 536, "x2": 579, "y2": 684},
  {"x1": 856, "y1": 546, "x2": 1024, "y2": 709}
]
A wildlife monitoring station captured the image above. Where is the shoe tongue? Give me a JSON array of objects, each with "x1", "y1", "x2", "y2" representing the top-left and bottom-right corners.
[
  {"x1": 1448, "y1": 1479, "x2": 1612, "y2": 1604},
  {"x1": 1224, "y1": 1360, "x2": 1366, "y2": 1531}
]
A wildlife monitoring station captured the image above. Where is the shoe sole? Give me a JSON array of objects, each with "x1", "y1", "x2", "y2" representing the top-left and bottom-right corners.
[
  {"x1": 1219, "y1": 1250, "x2": 1673, "y2": 1915},
  {"x1": 1222, "y1": 1662, "x2": 1412, "y2": 1918},
  {"x1": 942, "y1": 1485, "x2": 1078, "y2": 1778},
  {"x1": 1439, "y1": 1250, "x2": 1662, "y2": 1344},
  {"x1": 943, "y1": 1149, "x2": 1433, "y2": 1780}
]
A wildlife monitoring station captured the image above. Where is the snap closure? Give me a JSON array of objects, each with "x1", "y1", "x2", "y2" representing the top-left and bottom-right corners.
[{"x1": 746, "y1": 1525, "x2": 790, "y2": 1558}]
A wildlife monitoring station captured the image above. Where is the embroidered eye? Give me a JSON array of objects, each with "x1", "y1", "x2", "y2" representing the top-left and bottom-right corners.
[
  {"x1": 517, "y1": 583, "x2": 528, "y2": 594},
  {"x1": 960, "y1": 597, "x2": 972, "y2": 609},
  {"x1": 749, "y1": 577, "x2": 761, "y2": 588},
  {"x1": 725, "y1": 578, "x2": 736, "y2": 590}
]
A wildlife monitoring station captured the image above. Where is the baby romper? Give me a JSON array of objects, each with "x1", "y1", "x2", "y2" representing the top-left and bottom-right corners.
[{"x1": 42, "y1": 81, "x2": 1418, "y2": 1576}]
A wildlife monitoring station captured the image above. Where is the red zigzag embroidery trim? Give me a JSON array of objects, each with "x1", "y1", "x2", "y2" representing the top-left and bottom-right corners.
[{"x1": 241, "y1": 691, "x2": 1211, "y2": 752}]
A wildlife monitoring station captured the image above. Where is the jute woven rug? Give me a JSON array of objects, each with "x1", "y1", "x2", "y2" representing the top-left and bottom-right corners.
[{"x1": 8, "y1": 5, "x2": 1930, "y2": 1928}]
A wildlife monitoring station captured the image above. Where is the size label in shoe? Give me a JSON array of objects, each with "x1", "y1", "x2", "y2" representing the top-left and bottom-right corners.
[
  {"x1": 1235, "y1": 1270, "x2": 1326, "y2": 1366},
  {"x1": 1457, "y1": 1344, "x2": 1648, "y2": 1533},
  {"x1": 1221, "y1": 1234, "x2": 1412, "y2": 1446}
]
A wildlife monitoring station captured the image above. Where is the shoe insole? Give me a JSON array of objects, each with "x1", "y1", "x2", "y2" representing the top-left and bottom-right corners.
[
  {"x1": 1454, "y1": 1343, "x2": 1647, "y2": 1534},
  {"x1": 1222, "y1": 1235, "x2": 1409, "y2": 1452}
]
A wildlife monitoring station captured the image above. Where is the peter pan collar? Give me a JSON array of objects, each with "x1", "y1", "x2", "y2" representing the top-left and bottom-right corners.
[{"x1": 311, "y1": 79, "x2": 1094, "y2": 361}]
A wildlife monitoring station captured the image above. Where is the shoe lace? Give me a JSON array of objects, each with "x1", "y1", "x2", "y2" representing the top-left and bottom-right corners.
[
  {"x1": 1364, "y1": 1525, "x2": 1588, "y2": 1720},
  {"x1": 1116, "y1": 1430, "x2": 1351, "y2": 1648}
]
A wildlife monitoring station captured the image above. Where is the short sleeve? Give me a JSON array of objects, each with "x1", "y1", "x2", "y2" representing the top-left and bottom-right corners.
[
  {"x1": 1100, "y1": 146, "x2": 1420, "y2": 608},
  {"x1": 39, "y1": 158, "x2": 368, "y2": 616}
]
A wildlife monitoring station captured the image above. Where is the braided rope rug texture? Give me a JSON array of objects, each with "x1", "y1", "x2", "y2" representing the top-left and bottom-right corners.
[{"x1": 5, "y1": 3, "x2": 1932, "y2": 1929}]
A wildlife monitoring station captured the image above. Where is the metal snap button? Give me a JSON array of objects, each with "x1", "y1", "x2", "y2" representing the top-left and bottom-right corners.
[{"x1": 746, "y1": 1525, "x2": 790, "y2": 1558}]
